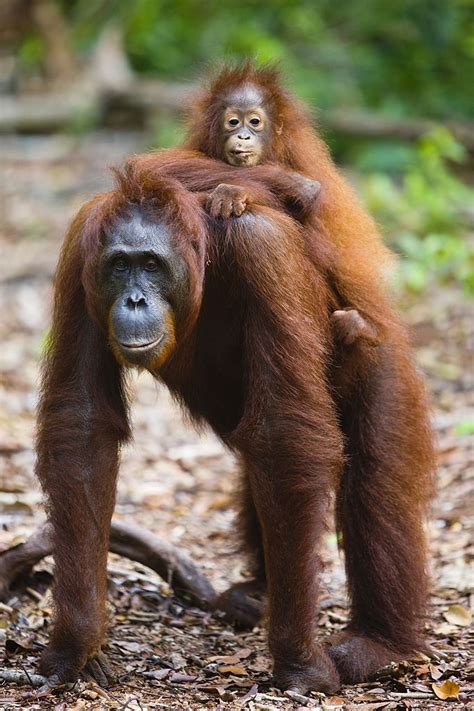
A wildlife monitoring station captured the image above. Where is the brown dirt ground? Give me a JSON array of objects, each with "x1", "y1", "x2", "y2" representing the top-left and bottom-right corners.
[{"x1": 0, "y1": 133, "x2": 472, "y2": 710}]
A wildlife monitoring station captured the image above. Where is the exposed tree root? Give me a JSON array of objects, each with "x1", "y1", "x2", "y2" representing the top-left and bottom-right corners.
[{"x1": 0, "y1": 520, "x2": 264, "y2": 628}]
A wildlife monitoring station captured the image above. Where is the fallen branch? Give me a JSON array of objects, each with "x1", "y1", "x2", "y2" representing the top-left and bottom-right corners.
[
  {"x1": 4, "y1": 85, "x2": 472, "y2": 152},
  {"x1": 0, "y1": 26, "x2": 193, "y2": 133},
  {"x1": 0, "y1": 523, "x2": 52, "y2": 599},
  {"x1": 389, "y1": 692, "x2": 432, "y2": 699},
  {"x1": 324, "y1": 108, "x2": 474, "y2": 151},
  {"x1": 0, "y1": 669, "x2": 47, "y2": 687},
  {"x1": 0, "y1": 521, "x2": 267, "y2": 628},
  {"x1": 109, "y1": 519, "x2": 216, "y2": 607},
  {"x1": 1, "y1": 25, "x2": 472, "y2": 152},
  {"x1": 0, "y1": 80, "x2": 195, "y2": 133},
  {"x1": 0, "y1": 89, "x2": 98, "y2": 133},
  {"x1": 0, "y1": 520, "x2": 216, "y2": 609}
]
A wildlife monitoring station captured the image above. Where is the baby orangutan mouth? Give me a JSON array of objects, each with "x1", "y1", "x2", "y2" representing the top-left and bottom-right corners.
[{"x1": 228, "y1": 150, "x2": 259, "y2": 166}]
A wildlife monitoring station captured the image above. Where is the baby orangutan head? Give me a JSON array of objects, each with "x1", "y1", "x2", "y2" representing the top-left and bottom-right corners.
[{"x1": 221, "y1": 83, "x2": 278, "y2": 166}]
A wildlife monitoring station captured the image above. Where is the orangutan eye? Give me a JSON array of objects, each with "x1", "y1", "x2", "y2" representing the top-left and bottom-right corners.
[
  {"x1": 250, "y1": 117, "x2": 261, "y2": 126},
  {"x1": 144, "y1": 259, "x2": 159, "y2": 272},
  {"x1": 228, "y1": 118, "x2": 240, "y2": 127},
  {"x1": 113, "y1": 257, "x2": 129, "y2": 272}
]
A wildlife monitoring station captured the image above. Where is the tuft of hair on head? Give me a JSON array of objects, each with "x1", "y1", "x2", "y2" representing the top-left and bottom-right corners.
[
  {"x1": 189, "y1": 60, "x2": 290, "y2": 119},
  {"x1": 205, "y1": 59, "x2": 284, "y2": 98},
  {"x1": 111, "y1": 162, "x2": 207, "y2": 254}
]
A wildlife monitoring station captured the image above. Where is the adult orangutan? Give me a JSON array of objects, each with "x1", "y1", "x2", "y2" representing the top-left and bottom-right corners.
[{"x1": 36, "y1": 153, "x2": 433, "y2": 694}]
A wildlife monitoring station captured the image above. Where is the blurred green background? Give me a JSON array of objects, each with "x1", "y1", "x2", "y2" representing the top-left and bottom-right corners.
[{"x1": 6, "y1": 0, "x2": 474, "y2": 293}]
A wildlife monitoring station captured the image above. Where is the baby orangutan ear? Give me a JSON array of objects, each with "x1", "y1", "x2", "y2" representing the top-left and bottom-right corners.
[{"x1": 275, "y1": 119, "x2": 283, "y2": 136}]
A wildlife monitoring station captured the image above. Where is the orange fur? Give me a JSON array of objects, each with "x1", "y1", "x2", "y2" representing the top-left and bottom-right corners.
[
  {"x1": 35, "y1": 81, "x2": 434, "y2": 690},
  {"x1": 184, "y1": 63, "x2": 395, "y2": 339}
]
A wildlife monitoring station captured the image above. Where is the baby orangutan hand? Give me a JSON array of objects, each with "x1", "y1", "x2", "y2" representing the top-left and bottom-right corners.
[{"x1": 206, "y1": 183, "x2": 248, "y2": 218}]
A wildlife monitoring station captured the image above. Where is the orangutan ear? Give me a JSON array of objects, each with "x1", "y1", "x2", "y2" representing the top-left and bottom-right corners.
[{"x1": 275, "y1": 119, "x2": 283, "y2": 136}]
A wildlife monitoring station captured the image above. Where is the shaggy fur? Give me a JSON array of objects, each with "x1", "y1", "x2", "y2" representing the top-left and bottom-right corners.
[{"x1": 36, "y1": 76, "x2": 434, "y2": 690}]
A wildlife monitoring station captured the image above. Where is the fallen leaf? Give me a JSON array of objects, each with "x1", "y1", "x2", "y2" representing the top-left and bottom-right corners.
[
  {"x1": 429, "y1": 664, "x2": 443, "y2": 680},
  {"x1": 411, "y1": 682, "x2": 431, "y2": 692},
  {"x1": 218, "y1": 665, "x2": 248, "y2": 676},
  {"x1": 207, "y1": 494, "x2": 232, "y2": 510},
  {"x1": 443, "y1": 603, "x2": 472, "y2": 627},
  {"x1": 208, "y1": 648, "x2": 252, "y2": 664},
  {"x1": 168, "y1": 652, "x2": 186, "y2": 670},
  {"x1": 5, "y1": 636, "x2": 34, "y2": 657},
  {"x1": 143, "y1": 669, "x2": 171, "y2": 680},
  {"x1": 412, "y1": 651, "x2": 431, "y2": 662},
  {"x1": 432, "y1": 680, "x2": 460, "y2": 700},
  {"x1": 81, "y1": 690, "x2": 98, "y2": 700},
  {"x1": 237, "y1": 684, "x2": 258, "y2": 705},
  {"x1": 197, "y1": 684, "x2": 234, "y2": 700},
  {"x1": 415, "y1": 663, "x2": 430, "y2": 675},
  {"x1": 344, "y1": 705, "x2": 390, "y2": 711},
  {"x1": 115, "y1": 640, "x2": 145, "y2": 654},
  {"x1": 433, "y1": 622, "x2": 458, "y2": 636},
  {"x1": 169, "y1": 672, "x2": 198, "y2": 683}
]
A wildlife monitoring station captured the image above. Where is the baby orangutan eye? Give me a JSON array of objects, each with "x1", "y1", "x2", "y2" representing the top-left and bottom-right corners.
[
  {"x1": 250, "y1": 117, "x2": 261, "y2": 126},
  {"x1": 228, "y1": 117, "x2": 240, "y2": 128}
]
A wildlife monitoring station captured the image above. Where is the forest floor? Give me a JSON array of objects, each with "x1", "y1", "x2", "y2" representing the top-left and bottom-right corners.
[{"x1": 0, "y1": 133, "x2": 472, "y2": 710}]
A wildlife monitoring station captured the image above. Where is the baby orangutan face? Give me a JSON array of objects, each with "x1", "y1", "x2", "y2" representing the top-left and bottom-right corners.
[{"x1": 221, "y1": 85, "x2": 273, "y2": 166}]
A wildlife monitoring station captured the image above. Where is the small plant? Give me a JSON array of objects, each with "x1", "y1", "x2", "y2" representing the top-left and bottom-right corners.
[{"x1": 361, "y1": 128, "x2": 473, "y2": 294}]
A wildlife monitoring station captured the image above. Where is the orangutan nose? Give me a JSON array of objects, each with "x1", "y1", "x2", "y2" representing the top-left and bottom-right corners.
[{"x1": 126, "y1": 292, "x2": 147, "y2": 309}]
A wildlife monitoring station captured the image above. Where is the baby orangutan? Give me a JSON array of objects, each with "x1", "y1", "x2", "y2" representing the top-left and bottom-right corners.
[{"x1": 185, "y1": 65, "x2": 379, "y2": 348}]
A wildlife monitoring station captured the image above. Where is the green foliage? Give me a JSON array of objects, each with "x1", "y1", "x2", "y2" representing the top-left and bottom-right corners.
[
  {"x1": 18, "y1": 34, "x2": 45, "y2": 71},
  {"x1": 149, "y1": 114, "x2": 186, "y2": 150},
  {"x1": 360, "y1": 129, "x2": 474, "y2": 293},
  {"x1": 454, "y1": 419, "x2": 474, "y2": 436},
  {"x1": 59, "y1": 0, "x2": 473, "y2": 120},
  {"x1": 347, "y1": 141, "x2": 417, "y2": 174}
]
